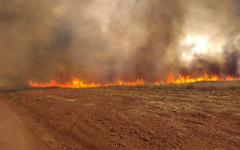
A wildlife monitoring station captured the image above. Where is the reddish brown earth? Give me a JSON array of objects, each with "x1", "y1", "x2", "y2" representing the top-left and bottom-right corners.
[
  {"x1": 0, "y1": 95, "x2": 47, "y2": 150},
  {"x1": 1, "y1": 85, "x2": 240, "y2": 150}
]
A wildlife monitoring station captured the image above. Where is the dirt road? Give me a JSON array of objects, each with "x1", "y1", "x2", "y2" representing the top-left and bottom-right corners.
[{"x1": 0, "y1": 97, "x2": 46, "y2": 150}]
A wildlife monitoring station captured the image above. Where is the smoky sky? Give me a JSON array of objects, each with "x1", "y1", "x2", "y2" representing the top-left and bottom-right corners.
[{"x1": 0, "y1": 0, "x2": 240, "y2": 89}]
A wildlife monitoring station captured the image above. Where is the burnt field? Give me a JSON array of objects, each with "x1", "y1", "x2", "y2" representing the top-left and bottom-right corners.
[{"x1": 1, "y1": 81, "x2": 240, "y2": 150}]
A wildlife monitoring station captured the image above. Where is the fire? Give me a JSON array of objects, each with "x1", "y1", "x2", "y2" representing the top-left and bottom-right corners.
[
  {"x1": 117, "y1": 78, "x2": 144, "y2": 86},
  {"x1": 29, "y1": 79, "x2": 102, "y2": 88},
  {"x1": 28, "y1": 72, "x2": 240, "y2": 88},
  {"x1": 29, "y1": 78, "x2": 145, "y2": 88},
  {"x1": 166, "y1": 72, "x2": 239, "y2": 84}
]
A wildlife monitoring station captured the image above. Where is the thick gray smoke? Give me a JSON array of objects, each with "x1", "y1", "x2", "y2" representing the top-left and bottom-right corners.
[{"x1": 0, "y1": 0, "x2": 239, "y2": 89}]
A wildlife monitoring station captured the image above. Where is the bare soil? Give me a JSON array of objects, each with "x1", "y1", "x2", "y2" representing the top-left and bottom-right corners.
[
  {"x1": 0, "y1": 95, "x2": 47, "y2": 150},
  {"x1": 1, "y1": 85, "x2": 240, "y2": 149}
]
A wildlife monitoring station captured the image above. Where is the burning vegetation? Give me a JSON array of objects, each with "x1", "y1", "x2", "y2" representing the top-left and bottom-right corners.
[
  {"x1": 28, "y1": 72, "x2": 240, "y2": 88},
  {"x1": 0, "y1": 0, "x2": 240, "y2": 90}
]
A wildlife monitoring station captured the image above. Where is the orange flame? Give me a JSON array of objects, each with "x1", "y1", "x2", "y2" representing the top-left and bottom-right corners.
[
  {"x1": 117, "y1": 78, "x2": 144, "y2": 86},
  {"x1": 29, "y1": 79, "x2": 101, "y2": 88},
  {"x1": 29, "y1": 78, "x2": 145, "y2": 88},
  {"x1": 28, "y1": 72, "x2": 240, "y2": 88},
  {"x1": 166, "y1": 72, "x2": 239, "y2": 84}
]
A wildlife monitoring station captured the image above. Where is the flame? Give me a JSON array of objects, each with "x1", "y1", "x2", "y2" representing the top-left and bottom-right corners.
[
  {"x1": 29, "y1": 79, "x2": 102, "y2": 88},
  {"x1": 28, "y1": 72, "x2": 240, "y2": 88},
  {"x1": 166, "y1": 72, "x2": 239, "y2": 84},
  {"x1": 117, "y1": 78, "x2": 144, "y2": 86},
  {"x1": 29, "y1": 78, "x2": 144, "y2": 88},
  {"x1": 225, "y1": 75, "x2": 233, "y2": 81}
]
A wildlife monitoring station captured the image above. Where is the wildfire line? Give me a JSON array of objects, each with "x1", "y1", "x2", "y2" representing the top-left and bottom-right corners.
[{"x1": 29, "y1": 72, "x2": 240, "y2": 88}]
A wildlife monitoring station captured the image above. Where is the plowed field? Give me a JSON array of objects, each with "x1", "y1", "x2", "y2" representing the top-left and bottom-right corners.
[{"x1": 1, "y1": 83, "x2": 240, "y2": 149}]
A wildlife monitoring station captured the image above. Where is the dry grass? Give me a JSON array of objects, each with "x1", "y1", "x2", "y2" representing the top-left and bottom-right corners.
[
  {"x1": 138, "y1": 81, "x2": 240, "y2": 91},
  {"x1": 89, "y1": 81, "x2": 240, "y2": 91}
]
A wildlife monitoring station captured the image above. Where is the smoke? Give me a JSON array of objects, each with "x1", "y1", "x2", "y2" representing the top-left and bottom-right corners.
[
  {"x1": 174, "y1": 0, "x2": 240, "y2": 77},
  {"x1": 0, "y1": 0, "x2": 239, "y2": 89}
]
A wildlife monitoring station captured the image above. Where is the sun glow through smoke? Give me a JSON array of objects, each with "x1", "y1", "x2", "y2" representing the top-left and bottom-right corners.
[
  {"x1": 185, "y1": 34, "x2": 208, "y2": 53},
  {"x1": 180, "y1": 34, "x2": 210, "y2": 64}
]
